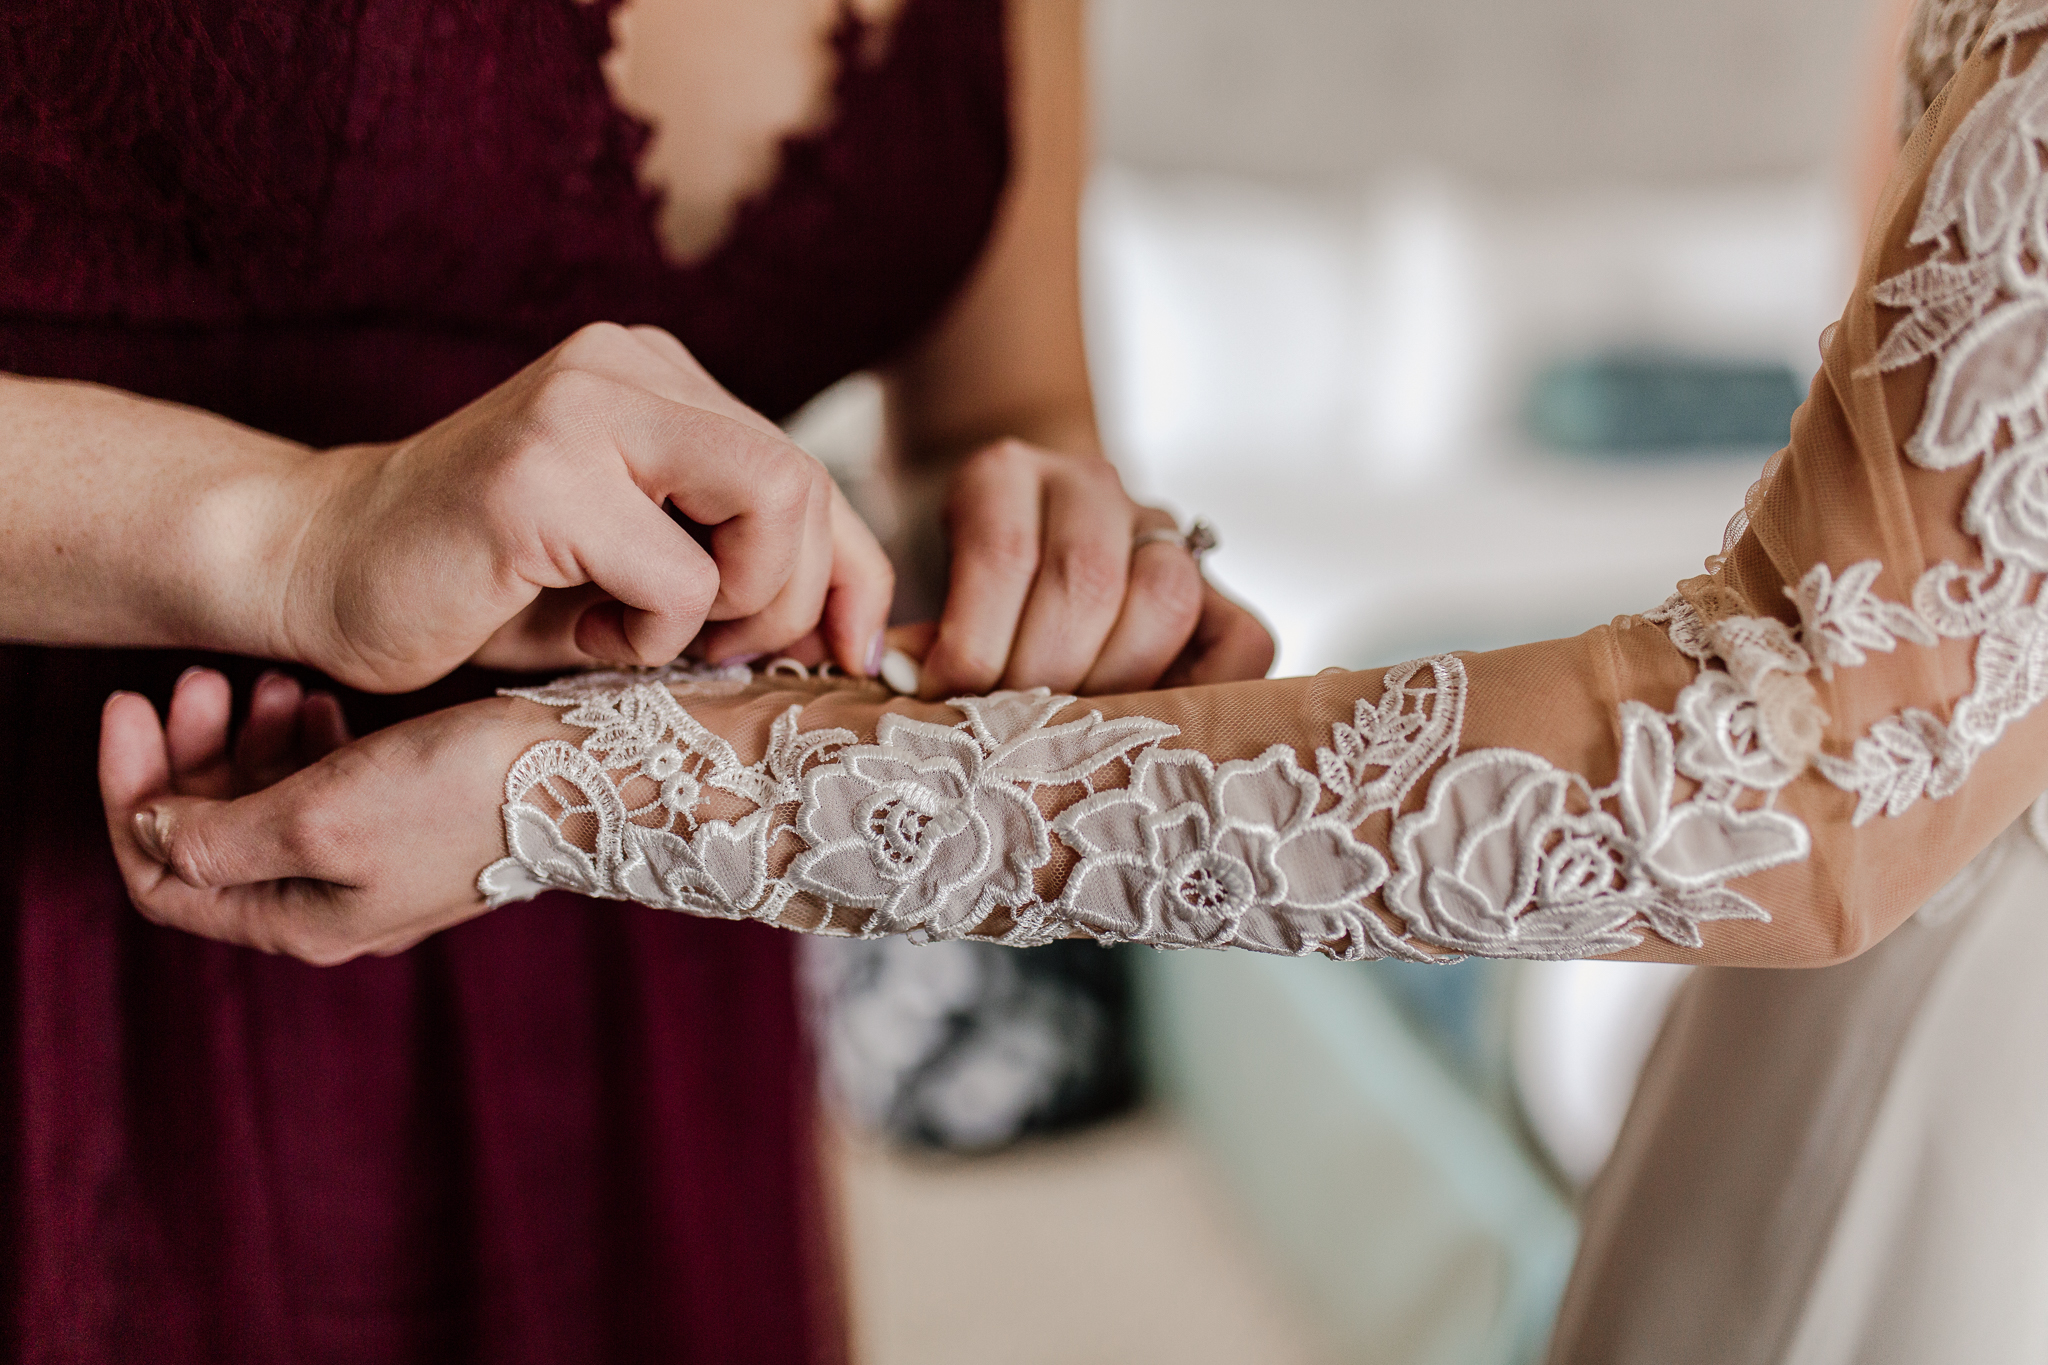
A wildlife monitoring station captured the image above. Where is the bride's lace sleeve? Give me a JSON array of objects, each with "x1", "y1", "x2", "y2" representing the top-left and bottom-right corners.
[{"x1": 478, "y1": 8, "x2": 2048, "y2": 967}]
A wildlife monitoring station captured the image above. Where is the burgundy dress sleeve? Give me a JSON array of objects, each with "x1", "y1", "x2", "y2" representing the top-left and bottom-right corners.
[{"x1": 0, "y1": 1, "x2": 1009, "y2": 1360}]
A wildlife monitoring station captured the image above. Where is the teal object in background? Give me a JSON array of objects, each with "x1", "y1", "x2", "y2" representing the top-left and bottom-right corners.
[
  {"x1": 1526, "y1": 353, "x2": 1805, "y2": 453},
  {"x1": 1138, "y1": 949, "x2": 1576, "y2": 1365}
]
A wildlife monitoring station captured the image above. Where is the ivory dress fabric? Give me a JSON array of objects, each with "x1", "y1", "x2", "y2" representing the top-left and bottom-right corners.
[
  {"x1": 1545, "y1": 2, "x2": 2048, "y2": 1358},
  {"x1": 1547, "y1": 809, "x2": 2048, "y2": 1363}
]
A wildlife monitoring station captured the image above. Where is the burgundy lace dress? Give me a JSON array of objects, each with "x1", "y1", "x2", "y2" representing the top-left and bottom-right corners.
[{"x1": 0, "y1": 2, "x2": 1008, "y2": 1359}]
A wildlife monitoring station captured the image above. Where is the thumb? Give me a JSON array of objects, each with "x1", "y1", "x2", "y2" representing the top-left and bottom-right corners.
[
  {"x1": 102, "y1": 689, "x2": 317, "y2": 889},
  {"x1": 139, "y1": 784, "x2": 334, "y2": 891}
]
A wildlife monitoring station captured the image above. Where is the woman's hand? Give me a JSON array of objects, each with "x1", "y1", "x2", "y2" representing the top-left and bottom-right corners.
[
  {"x1": 98, "y1": 668, "x2": 530, "y2": 964},
  {"x1": 914, "y1": 440, "x2": 1274, "y2": 698},
  {"x1": 279, "y1": 322, "x2": 893, "y2": 691}
]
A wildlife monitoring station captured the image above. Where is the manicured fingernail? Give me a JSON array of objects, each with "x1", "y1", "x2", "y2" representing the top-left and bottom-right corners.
[
  {"x1": 879, "y1": 648, "x2": 921, "y2": 696},
  {"x1": 865, "y1": 631, "x2": 886, "y2": 678},
  {"x1": 133, "y1": 809, "x2": 168, "y2": 863},
  {"x1": 717, "y1": 651, "x2": 765, "y2": 668},
  {"x1": 174, "y1": 666, "x2": 208, "y2": 690}
]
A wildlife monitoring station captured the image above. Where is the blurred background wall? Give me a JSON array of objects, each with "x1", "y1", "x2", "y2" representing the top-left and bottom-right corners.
[
  {"x1": 1082, "y1": 0, "x2": 1888, "y2": 676},
  {"x1": 1095, "y1": 0, "x2": 1869, "y2": 185}
]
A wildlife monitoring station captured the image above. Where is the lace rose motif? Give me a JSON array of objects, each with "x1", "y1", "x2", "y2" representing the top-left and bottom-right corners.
[
  {"x1": 483, "y1": 655, "x2": 1804, "y2": 961},
  {"x1": 1053, "y1": 746, "x2": 1390, "y2": 952},
  {"x1": 1382, "y1": 694, "x2": 1804, "y2": 958},
  {"x1": 787, "y1": 694, "x2": 1172, "y2": 936},
  {"x1": 1673, "y1": 670, "x2": 1805, "y2": 790}
]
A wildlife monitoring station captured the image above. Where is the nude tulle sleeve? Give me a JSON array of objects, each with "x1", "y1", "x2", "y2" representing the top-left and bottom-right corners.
[{"x1": 478, "y1": 9, "x2": 2048, "y2": 967}]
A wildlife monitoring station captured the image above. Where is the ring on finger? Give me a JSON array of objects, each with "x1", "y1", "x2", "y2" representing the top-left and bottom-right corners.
[{"x1": 1131, "y1": 517, "x2": 1219, "y2": 562}]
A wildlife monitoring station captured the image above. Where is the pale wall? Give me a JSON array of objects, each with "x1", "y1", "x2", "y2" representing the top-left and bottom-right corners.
[{"x1": 1093, "y1": 0, "x2": 1888, "y2": 186}]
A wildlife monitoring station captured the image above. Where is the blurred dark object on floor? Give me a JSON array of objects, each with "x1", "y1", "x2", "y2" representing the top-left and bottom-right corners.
[
  {"x1": 1526, "y1": 352, "x2": 1805, "y2": 453},
  {"x1": 806, "y1": 937, "x2": 1141, "y2": 1152}
]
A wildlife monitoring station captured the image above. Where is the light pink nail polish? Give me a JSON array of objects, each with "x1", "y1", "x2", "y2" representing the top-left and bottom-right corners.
[{"x1": 865, "y1": 631, "x2": 886, "y2": 677}]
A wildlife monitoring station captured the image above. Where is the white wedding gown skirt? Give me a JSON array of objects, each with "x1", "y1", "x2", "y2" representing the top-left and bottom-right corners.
[{"x1": 1547, "y1": 801, "x2": 2048, "y2": 1364}]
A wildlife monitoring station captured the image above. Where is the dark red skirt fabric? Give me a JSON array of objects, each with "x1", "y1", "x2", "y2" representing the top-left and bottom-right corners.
[{"x1": 1, "y1": 648, "x2": 839, "y2": 1364}]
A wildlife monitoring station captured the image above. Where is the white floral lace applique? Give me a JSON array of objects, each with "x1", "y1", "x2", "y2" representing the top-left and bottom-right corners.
[
  {"x1": 481, "y1": 654, "x2": 1805, "y2": 961},
  {"x1": 1986, "y1": 0, "x2": 2048, "y2": 48},
  {"x1": 1787, "y1": 561, "x2": 1938, "y2": 679},
  {"x1": 1820, "y1": 20, "x2": 2048, "y2": 822}
]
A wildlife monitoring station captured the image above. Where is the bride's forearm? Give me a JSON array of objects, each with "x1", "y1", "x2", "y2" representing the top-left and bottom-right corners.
[
  {"x1": 0, "y1": 372, "x2": 319, "y2": 657},
  {"x1": 473, "y1": 644, "x2": 1870, "y2": 969}
]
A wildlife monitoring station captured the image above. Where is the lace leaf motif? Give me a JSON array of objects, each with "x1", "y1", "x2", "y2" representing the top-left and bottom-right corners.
[
  {"x1": 1988, "y1": 0, "x2": 2048, "y2": 47},
  {"x1": 1786, "y1": 561, "x2": 1938, "y2": 680},
  {"x1": 1815, "y1": 26, "x2": 2048, "y2": 822}
]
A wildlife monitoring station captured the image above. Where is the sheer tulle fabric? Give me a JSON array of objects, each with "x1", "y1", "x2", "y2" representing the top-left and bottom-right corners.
[{"x1": 490, "y1": 10, "x2": 2048, "y2": 969}]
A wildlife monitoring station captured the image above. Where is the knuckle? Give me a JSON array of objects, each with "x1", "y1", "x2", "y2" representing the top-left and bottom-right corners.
[
  {"x1": 1136, "y1": 553, "x2": 1205, "y2": 626},
  {"x1": 557, "y1": 320, "x2": 629, "y2": 364},
  {"x1": 964, "y1": 438, "x2": 1037, "y2": 481},
  {"x1": 755, "y1": 447, "x2": 821, "y2": 516},
  {"x1": 1074, "y1": 457, "x2": 1126, "y2": 494},
  {"x1": 1048, "y1": 540, "x2": 1127, "y2": 612},
  {"x1": 858, "y1": 556, "x2": 897, "y2": 604},
  {"x1": 162, "y1": 830, "x2": 216, "y2": 890},
  {"x1": 630, "y1": 324, "x2": 698, "y2": 370},
  {"x1": 945, "y1": 643, "x2": 1008, "y2": 693},
  {"x1": 966, "y1": 522, "x2": 1040, "y2": 581},
  {"x1": 528, "y1": 365, "x2": 612, "y2": 431},
  {"x1": 749, "y1": 597, "x2": 816, "y2": 647},
  {"x1": 277, "y1": 802, "x2": 339, "y2": 868},
  {"x1": 485, "y1": 441, "x2": 558, "y2": 517},
  {"x1": 675, "y1": 567, "x2": 720, "y2": 619}
]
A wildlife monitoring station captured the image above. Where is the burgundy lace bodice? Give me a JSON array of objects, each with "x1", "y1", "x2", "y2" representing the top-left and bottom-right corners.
[
  {"x1": 0, "y1": 3, "x2": 1008, "y2": 1361},
  {"x1": 0, "y1": 0, "x2": 1007, "y2": 436}
]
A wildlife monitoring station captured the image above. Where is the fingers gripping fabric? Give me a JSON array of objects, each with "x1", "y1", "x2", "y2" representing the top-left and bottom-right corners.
[{"x1": 482, "y1": 8, "x2": 2048, "y2": 962}]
